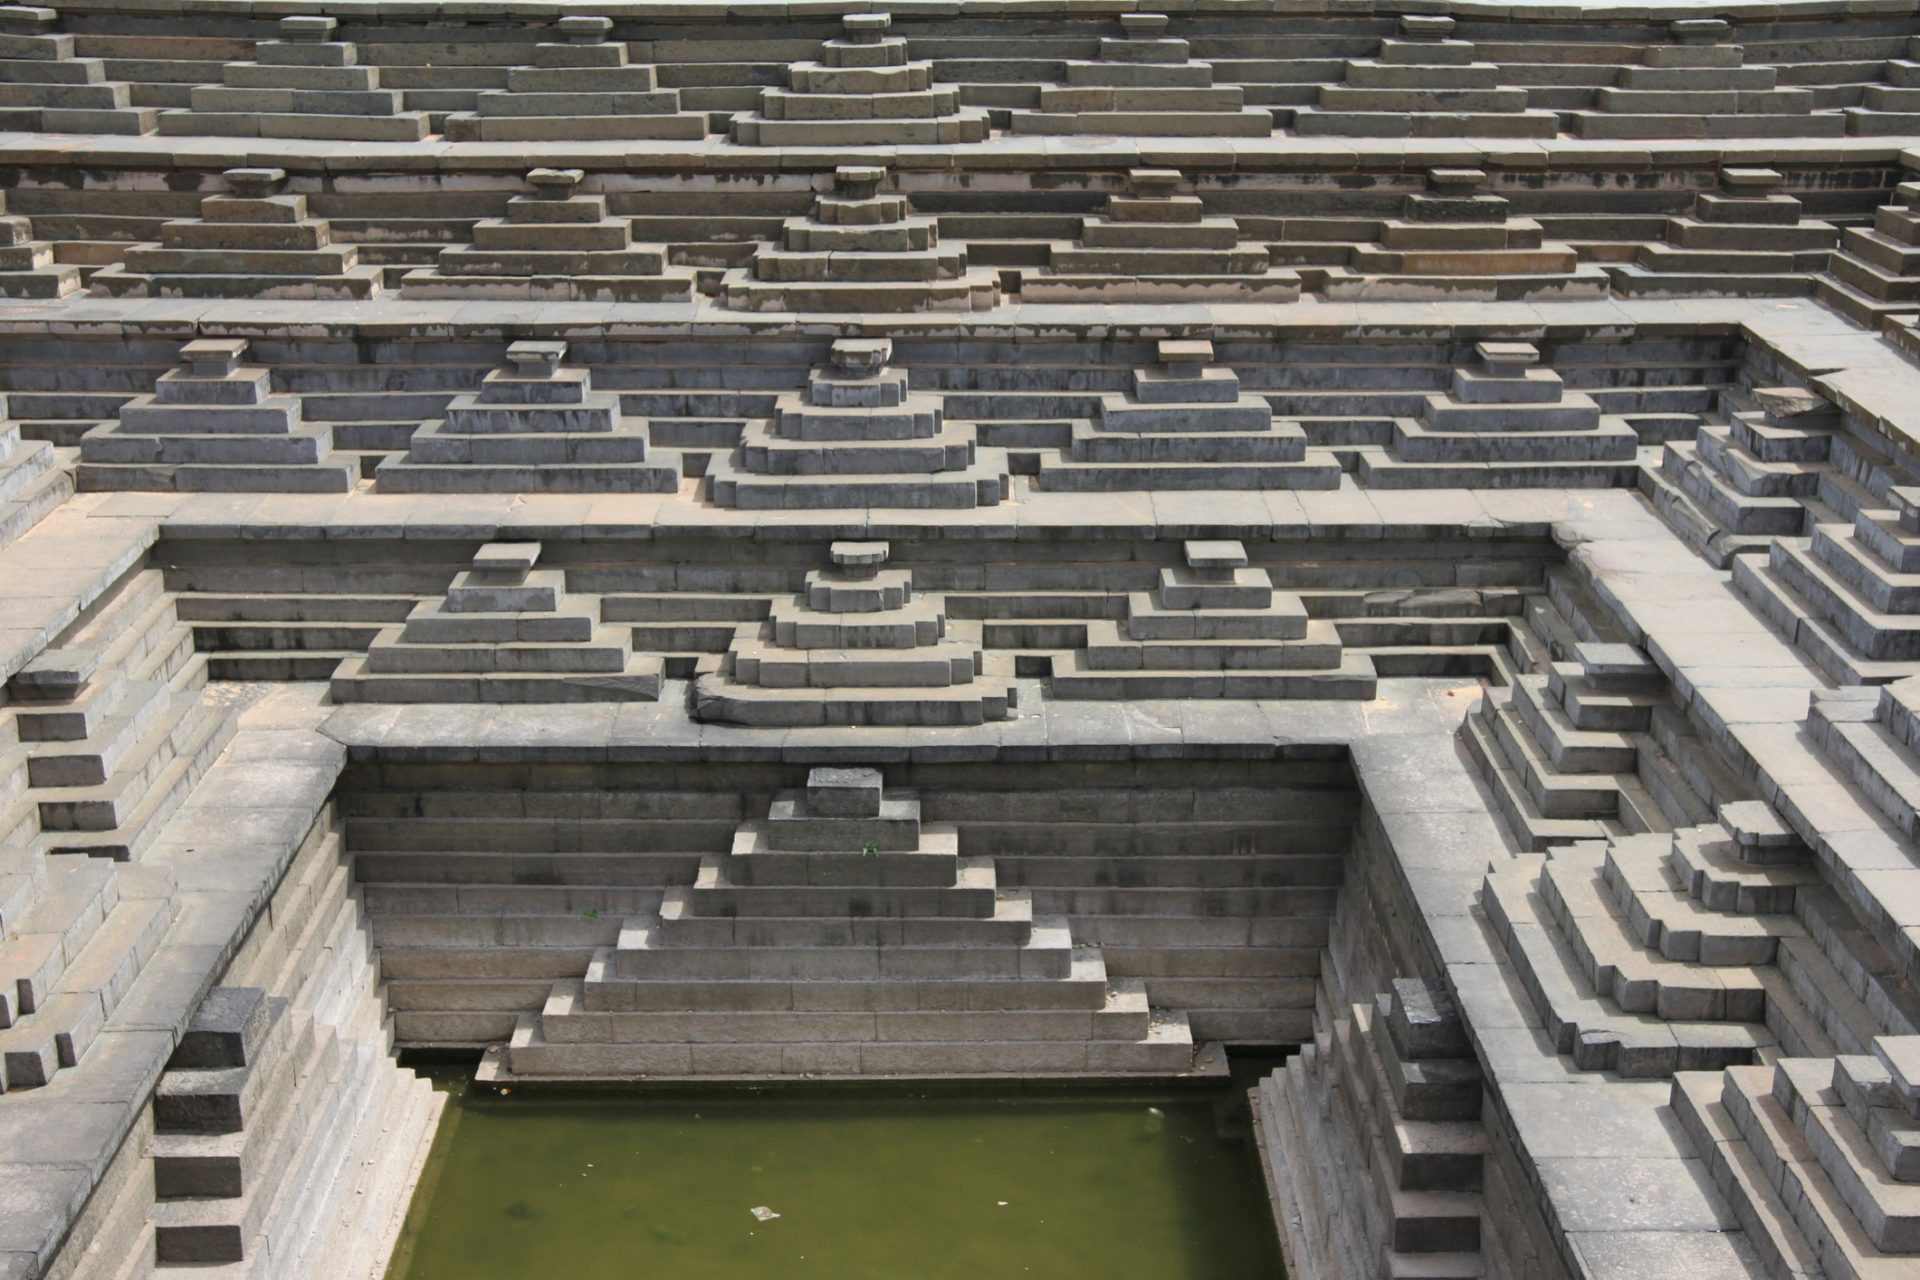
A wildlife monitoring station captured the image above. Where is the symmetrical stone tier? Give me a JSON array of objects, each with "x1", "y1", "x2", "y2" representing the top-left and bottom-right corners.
[
  {"x1": 439, "y1": 16, "x2": 703, "y2": 142},
  {"x1": 721, "y1": 165, "x2": 998, "y2": 313},
  {"x1": 331, "y1": 542, "x2": 662, "y2": 704},
  {"x1": 0, "y1": 4, "x2": 152, "y2": 135},
  {"x1": 1290, "y1": 16, "x2": 1557, "y2": 139},
  {"x1": 1462, "y1": 641, "x2": 1740, "y2": 850},
  {"x1": 730, "y1": 12, "x2": 988, "y2": 147},
  {"x1": 1022, "y1": 169, "x2": 1299, "y2": 303},
  {"x1": 156, "y1": 14, "x2": 429, "y2": 141},
  {"x1": 1608, "y1": 167, "x2": 1838, "y2": 298},
  {"x1": 1320, "y1": 168, "x2": 1609, "y2": 302},
  {"x1": 493, "y1": 768, "x2": 1202, "y2": 1081},
  {"x1": 1819, "y1": 180, "x2": 1920, "y2": 326},
  {"x1": 0, "y1": 190, "x2": 75, "y2": 299},
  {"x1": 1359, "y1": 342, "x2": 1638, "y2": 489},
  {"x1": 1008, "y1": 12, "x2": 1270, "y2": 138},
  {"x1": 1572, "y1": 19, "x2": 1842, "y2": 140},
  {"x1": 401, "y1": 169, "x2": 692, "y2": 303},
  {"x1": 1255, "y1": 981, "x2": 1489, "y2": 1279},
  {"x1": 705, "y1": 338, "x2": 1007, "y2": 510},
  {"x1": 77, "y1": 338, "x2": 357, "y2": 493},
  {"x1": 1037, "y1": 339, "x2": 1340, "y2": 492},
  {"x1": 1850, "y1": 35, "x2": 1920, "y2": 136},
  {"x1": 694, "y1": 541, "x2": 1017, "y2": 727},
  {"x1": 1048, "y1": 540, "x2": 1376, "y2": 700},
  {"x1": 88, "y1": 167, "x2": 383, "y2": 301},
  {"x1": 1736, "y1": 483, "x2": 1920, "y2": 684}
]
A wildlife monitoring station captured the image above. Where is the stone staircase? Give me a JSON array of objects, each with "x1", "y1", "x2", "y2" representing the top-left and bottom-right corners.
[
  {"x1": 1048, "y1": 539, "x2": 1376, "y2": 701},
  {"x1": 1571, "y1": 18, "x2": 1843, "y2": 139},
  {"x1": 1848, "y1": 36, "x2": 1920, "y2": 136},
  {"x1": 704, "y1": 336, "x2": 1008, "y2": 510},
  {"x1": 1036, "y1": 338, "x2": 1341, "y2": 492},
  {"x1": 1818, "y1": 180, "x2": 1920, "y2": 327},
  {"x1": 439, "y1": 15, "x2": 704, "y2": 141},
  {"x1": 1290, "y1": 15, "x2": 1557, "y2": 139},
  {"x1": 1608, "y1": 167, "x2": 1837, "y2": 298},
  {"x1": 1734, "y1": 484, "x2": 1920, "y2": 684},
  {"x1": 375, "y1": 340, "x2": 680, "y2": 493},
  {"x1": 87, "y1": 166, "x2": 383, "y2": 300},
  {"x1": 0, "y1": 189, "x2": 79, "y2": 298},
  {"x1": 1319, "y1": 168, "x2": 1609, "y2": 303},
  {"x1": 1359, "y1": 341, "x2": 1639, "y2": 489},
  {"x1": 1023, "y1": 167, "x2": 1299, "y2": 303},
  {"x1": 1807, "y1": 677, "x2": 1920, "y2": 849},
  {"x1": 0, "y1": 391, "x2": 72, "y2": 549},
  {"x1": 694, "y1": 540, "x2": 1016, "y2": 728},
  {"x1": 78, "y1": 338, "x2": 357, "y2": 494},
  {"x1": 400, "y1": 167, "x2": 693, "y2": 302},
  {"x1": 330, "y1": 541, "x2": 663, "y2": 704},
  {"x1": 720, "y1": 165, "x2": 999, "y2": 313},
  {"x1": 489, "y1": 768, "x2": 1208, "y2": 1081},
  {"x1": 1672, "y1": 1038, "x2": 1920, "y2": 1279},
  {"x1": 1253, "y1": 980, "x2": 1489, "y2": 1279},
  {"x1": 730, "y1": 12, "x2": 988, "y2": 147},
  {"x1": 0, "y1": 3, "x2": 154, "y2": 135},
  {"x1": 1007, "y1": 12, "x2": 1270, "y2": 138},
  {"x1": 7, "y1": 567, "x2": 236, "y2": 861},
  {"x1": 1461, "y1": 641, "x2": 1739, "y2": 851},
  {"x1": 156, "y1": 14, "x2": 430, "y2": 141}
]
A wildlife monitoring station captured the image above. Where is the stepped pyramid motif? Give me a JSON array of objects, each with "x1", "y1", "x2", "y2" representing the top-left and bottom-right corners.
[
  {"x1": 730, "y1": 12, "x2": 988, "y2": 146},
  {"x1": 1037, "y1": 338, "x2": 1340, "y2": 492},
  {"x1": 1608, "y1": 167, "x2": 1837, "y2": 297},
  {"x1": 0, "y1": 4, "x2": 154, "y2": 134},
  {"x1": 1359, "y1": 342, "x2": 1639, "y2": 489},
  {"x1": 376, "y1": 342, "x2": 677, "y2": 494},
  {"x1": 1022, "y1": 169, "x2": 1299, "y2": 303},
  {"x1": 1817, "y1": 179, "x2": 1920, "y2": 325},
  {"x1": 78, "y1": 339, "x2": 356, "y2": 493},
  {"x1": 1320, "y1": 168, "x2": 1610, "y2": 302},
  {"x1": 0, "y1": 190, "x2": 78, "y2": 298},
  {"x1": 158, "y1": 15, "x2": 429, "y2": 141},
  {"x1": 489, "y1": 767, "x2": 1202, "y2": 1082},
  {"x1": 331, "y1": 542, "x2": 663, "y2": 704},
  {"x1": 705, "y1": 338, "x2": 1006, "y2": 511},
  {"x1": 88, "y1": 168, "x2": 382, "y2": 300},
  {"x1": 0, "y1": 393, "x2": 64, "y2": 544},
  {"x1": 1049, "y1": 540, "x2": 1376, "y2": 700},
  {"x1": 1735, "y1": 483, "x2": 1920, "y2": 683},
  {"x1": 1290, "y1": 15, "x2": 1556, "y2": 138},
  {"x1": 1849, "y1": 36, "x2": 1920, "y2": 135},
  {"x1": 721, "y1": 166, "x2": 998, "y2": 313},
  {"x1": 440, "y1": 16, "x2": 703, "y2": 141},
  {"x1": 1008, "y1": 13, "x2": 1270, "y2": 138},
  {"x1": 400, "y1": 169, "x2": 691, "y2": 303},
  {"x1": 1573, "y1": 19, "x2": 1843, "y2": 139},
  {"x1": 694, "y1": 541, "x2": 1017, "y2": 728}
]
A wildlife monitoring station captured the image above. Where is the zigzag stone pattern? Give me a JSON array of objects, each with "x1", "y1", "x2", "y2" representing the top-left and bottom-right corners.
[{"x1": 7, "y1": 3, "x2": 1920, "y2": 1279}]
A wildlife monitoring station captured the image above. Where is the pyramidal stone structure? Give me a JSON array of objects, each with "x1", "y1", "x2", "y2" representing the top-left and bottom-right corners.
[
  {"x1": 87, "y1": 167, "x2": 382, "y2": 300},
  {"x1": 1319, "y1": 168, "x2": 1610, "y2": 302},
  {"x1": 0, "y1": 190, "x2": 76, "y2": 298},
  {"x1": 721, "y1": 166, "x2": 998, "y2": 313},
  {"x1": 1038, "y1": 339, "x2": 1340, "y2": 491},
  {"x1": 439, "y1": 16, "x2": 704, "y2": 141},
  {"x1": 1359, "y1": 342, "x2": 1640, "y2": 489},
  {"x1": 157, "y1": 15, "x2": 430, "y2": 141},
  {"x1": 1817, "y1": 178, "x2": 1920, "y2": 325},
  {"x1": 1050, "y1": 540, "x2": 1377, "y2": 700},
  {"x1": 1022, "y1": 169, "x2": 1299, "y2": 303},
  {"x1": 694, "y1": 541, "x2": 1017, "y2": 728},
  {"x1": 1608, "y1": 167, "x2": 1837, "y2": 297},
  {"x1": 400, "y1": 169, "x2": 692, "y2": 303},
  {"x1": 730, "y1": 12, "x2": 988, "y2": 146},
  {"x1": 489, "y1": 767, "x2": 1201, "y2": 1082},
  {"x1": 1008, "y1": 12, "x2": 1270, "y2": 138},
  {"x1": 705, "y1": 338, "x2": 1007, "y2": 510},
  {"x1": 1572, "y1": 19, "x2": 1843, "y2": 139},
  {"x1": 1849, "y1": 35, "x2": 1920, "y2": 135},
  {"x1": 0, "y1": 5, "x2": 153, "y2": 135},
  {"x1": 376, "y1": 341, "x2": 678, "y2": 494},
  {"x1": 1290, "y1": 15, "x2": 1557, "y2": 138},
  {"x1": 76, "y1": 338, "x2": 356, "y2": 493},
  {"x1": 331, "y1": 542, "x2": 662, "y2": 704}
]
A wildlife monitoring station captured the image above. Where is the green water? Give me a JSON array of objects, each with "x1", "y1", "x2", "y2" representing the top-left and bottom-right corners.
[{"x1": 386, "y1": 1067, "x2": 1285, "y2": 1280}]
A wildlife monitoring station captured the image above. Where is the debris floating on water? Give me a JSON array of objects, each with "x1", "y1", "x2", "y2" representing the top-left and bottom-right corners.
[{"x1": 750, "y1": 1206, "x2": 781, "y2": 1222}]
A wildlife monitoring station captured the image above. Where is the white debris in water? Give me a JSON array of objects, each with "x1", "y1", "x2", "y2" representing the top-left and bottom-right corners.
[{"x1": 750, "y1": 1206, "x2": 781, "y2": 1222}]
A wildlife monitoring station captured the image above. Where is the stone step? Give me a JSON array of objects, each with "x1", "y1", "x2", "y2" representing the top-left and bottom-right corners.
[
  {"x1": 1730, "y1": 551, "x2": 1915, "y2": 685},
  {"x1": 654, "y1": 885, "x2": 1035, "y2": 947},
  {"x1": 1458, "y1": 709, "x2": 1615, "y2": 851},
  {"x1": 606, "y1": 912, "x2": 1075, "y2": 980},
  {"x1": 690, "y1": 671, "x2": 1017, "y2": 728},
  {"x1": 1508, "y1": 675, "x2": 1638, "y2": 773},
  {"x1": 1079, "y1": 617, "x2": 1343, "y2": 671},
  {"x1": 1048, "y1": 647, "x2": 1375, "y2": 700},
  {"x1": 1807, "y1": 702, "x2": 1920, "y2": 845},
  {"x1": 35, "y1": 693, "x2": 235, "y2": 856},
  {"x1": 0, "y1": 853, "x2": 117, "y2": 1030},
  {"x1": 1666, "y1": 827, "x2": 1817, "y2": 915},
  {"x1": 1601, "y1": 833, "x2": 1794, "y2": 965},
  {"x1": 1037, "y1": 450, "x2": 1342, "y2": 491},
  {"x1": 1768, "y1": 537, "x2": 1920, "y2": 663},
  {"x1": 685, "y1": 853, "x2": 997, "y2": 917},
  {"x1": 1757, "y1": 1058, "x2": 1920, "y2": 1254}
]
